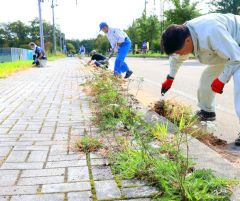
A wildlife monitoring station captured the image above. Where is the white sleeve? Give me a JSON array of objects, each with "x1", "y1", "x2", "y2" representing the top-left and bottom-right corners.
[
  {"x1": 209, "y1": 28, "x2": 240, "y2": 83},
  {"x1": 169, "y1": 54, "x2": 189, "y2": 78}
]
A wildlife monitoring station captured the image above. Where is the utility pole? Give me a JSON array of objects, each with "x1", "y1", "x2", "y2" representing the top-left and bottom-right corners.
[
  {"x1": 154, "y1": 0, "x2": 156, "y2": 14},
  {"x1": 144, "y1": 0, "x2": 148, "y2": 16},
  {"x1": 38, "y1": 0, "x2": 45, "y2": 50},
  {"x1": 59, "y1": 33, "x2": 62, "y2": 52},
  {"x1": 51, "y1": 0, "x2": 57, "y2": 54},
  {"x1": 160, "y1": 0, "x2": 167, "y2": 53}
]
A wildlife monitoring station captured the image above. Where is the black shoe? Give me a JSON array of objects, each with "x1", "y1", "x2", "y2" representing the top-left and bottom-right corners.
[
  {"x1": 196, "y1": 110, "x2": 216, "y2": 121},
  {"x1": 124, "y1": 70, "x2": 133, "y2": 79},
  {"x1": 235, "y1": 133, "x2": 240, "y2": 146}
]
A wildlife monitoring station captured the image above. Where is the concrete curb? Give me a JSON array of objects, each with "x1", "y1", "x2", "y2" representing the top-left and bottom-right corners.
[{"x1": 138, "y1": 107, "x2": 240, "y2": 200}]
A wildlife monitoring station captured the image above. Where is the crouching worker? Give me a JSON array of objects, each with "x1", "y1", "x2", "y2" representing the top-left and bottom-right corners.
[
  {"x1": 161, "y1": 13, "x2": 240, "y2": 146},
  {"x1": 87, "y1": 50, "x2": 108, "y2": 68},
  {"x1": 29, "y1": 42, "x2": 47, "y2": 67}
]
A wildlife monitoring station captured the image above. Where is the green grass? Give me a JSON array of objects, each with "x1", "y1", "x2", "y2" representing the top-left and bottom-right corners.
[
  {"x1": 0, "y1": 60, "x2": 32, "y2": 78},
  {"x1": 111, "y1": 148, "x2": 235, "y2": 201},
  {"x1": 47, "y1": 52, "x2": 66, "y2": 61}
]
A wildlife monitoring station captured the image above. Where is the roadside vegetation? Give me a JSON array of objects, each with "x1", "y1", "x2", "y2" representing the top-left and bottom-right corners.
[
  {"x1": 0, "y1": 60, "x2": 32, "y2": 78},
  {"x1": 81, "y1": 67, "x2": 237, "y2": 201},
  {"x1": 47, "y1": 52, "x2": 66, "y2": 61}
]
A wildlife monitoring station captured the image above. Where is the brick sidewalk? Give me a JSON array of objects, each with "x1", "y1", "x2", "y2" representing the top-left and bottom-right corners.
[{"x1": 0, "y1": 58, "x2": 156, "y2": 201}]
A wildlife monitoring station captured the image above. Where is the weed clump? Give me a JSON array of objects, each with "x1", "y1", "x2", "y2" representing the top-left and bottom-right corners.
[{"x1": 76, "y1": 136, "x2": 103, "y2": 153}]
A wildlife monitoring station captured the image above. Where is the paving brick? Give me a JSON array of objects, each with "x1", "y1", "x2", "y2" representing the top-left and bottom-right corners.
[
  {"x1": 42, "y1": 182, "x2": 91, "y2": 193},
  {"x1": 21, "y1": 168, "x2": 65, "y2": 178},
  {"x1": 11, "y1": 124, "x2": 27, "y2": 131},
  {"x1": 46, "y1": 160, "x2": 86, "y2": 168},
  {"x1": 121, "y1": 180, "x2": 148, "y2": 187},
  {"x1": 68, "y1": 166, "x2": 89, "y2": 182},
  {"x1": 0, "y1": 186, "x2": 38, "y2": 196},
  {"x1": 13, "y1": 146, "x2": 49, "y2": 151},
  {"x1": 6, "y1": 151, "x2": 29, "y2": 163},
  {"x1": 0, "y1": 196, "x2": 8, "y2": 201},
  {"x1": 0, "y1": 138, "x2": 18, "y2": 142},
  {"x1": 49, "y1": 145, "x2": 68, "y2": 155},
  {"x1": 19, "y1": 137, "x2": 52, "y2": 142},
  {"x1": 0, "y1": 141, "x2": 33, "y2": 147},
  {"x1": 48, "y1": 153, "x2": 86, "y2": 161},
  {"x1": 90, "y1": 152, "x2": 103, "y2": 159},
  {"x1": 0, "y1": 147, "x2": 11, "y2": 157},
  {"x1": 18, "y1": 176, "x2": 64, "y2": 185},
  {"x1": 0, "y1": 170, "x2": 20, "y2": 186},
  {"x1": 1, "y1": 162, "x2": 44, "y2": 170},
  {"x1": 54, "y1": 134, "x2": 68, "y2": 141},
  {"x1": 122, "y1": 186, "x2": 158, "y2": 198},
  {"x1": 35, "y1": 141, "x2": 66, "y2": 146},
  {"x1": 94, "y1": 180, "x2": 121, "y2": 200},
  {"x1": 68, "y1": 191, "x2": 92, "y2": 201},
  {"x1": 91, "y1": 158, "x2": 109, "y2": 166},
  {"x1": 92, "y1": 166, "x2": 113, "y2": 180},
  {"x1": 10, "y1": 194, "x2": 65, "y2": 201},
  {"x1": 28, "y1": 151, "x2": 48, "y2": 162},
  {"x1": 40, "y1": 127, "x2": 55, "y2": 134}
]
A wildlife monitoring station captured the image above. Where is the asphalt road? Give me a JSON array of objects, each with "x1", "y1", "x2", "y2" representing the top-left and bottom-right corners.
[{"x1": 115, "y1": 57, "x2": 239, "y2": 143}]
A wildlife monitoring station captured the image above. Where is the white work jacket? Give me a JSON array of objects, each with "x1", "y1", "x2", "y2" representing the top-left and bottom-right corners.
[{"x1": 169, "y1": 13, "x2": 240, "y2": 83}]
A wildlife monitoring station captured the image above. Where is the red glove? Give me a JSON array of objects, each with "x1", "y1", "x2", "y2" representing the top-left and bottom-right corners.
[
  {"x1": 211, "y1": 78, "x2": 225, "y2": 94},
  {"x1": 161, "y1": 75, "x2": 174, "y2": 95}
]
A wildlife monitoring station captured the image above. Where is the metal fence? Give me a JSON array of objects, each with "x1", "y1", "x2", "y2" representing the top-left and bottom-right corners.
[{"x1": 0, "y1": 48, "x2": 33, "y2": 63}]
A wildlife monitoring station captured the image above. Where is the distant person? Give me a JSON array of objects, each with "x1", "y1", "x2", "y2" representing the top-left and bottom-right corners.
[
  {"x1": 29, "y1": 42, "x2": 47, "y2": 67},
  {"x1": 79, "y1": 45, "x2": 85, "y2": 59},
  {"x1": 142, "y1": 41, "x2": 147, "y2": 54},
  {"x1": 87, "y1": 50, "x2": 108, "y2": 68},
  {"x1": 161, "y1": 13, "x2": 240, "y2": 145},
  {"x1": 99, "y1": 22, "x2": 133, "y2": 79}
]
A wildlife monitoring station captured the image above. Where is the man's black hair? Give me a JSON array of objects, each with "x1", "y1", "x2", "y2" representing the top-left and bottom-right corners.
[{"x1": 161, "y1": 24, "x2": 190, "y2": 55}]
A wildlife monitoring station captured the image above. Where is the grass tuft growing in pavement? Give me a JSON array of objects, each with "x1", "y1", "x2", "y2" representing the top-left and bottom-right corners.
[
  {"x1": 76, "y1": 136, "x2": 103, "y2": 153},
  {"x1": 0, "y1": 60, "x2": 32, "y2": 78}
]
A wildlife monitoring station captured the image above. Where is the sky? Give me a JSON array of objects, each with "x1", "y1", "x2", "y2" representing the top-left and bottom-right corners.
[{"x1": 0, "y1": 0, "x2": 209, "y2": 40}]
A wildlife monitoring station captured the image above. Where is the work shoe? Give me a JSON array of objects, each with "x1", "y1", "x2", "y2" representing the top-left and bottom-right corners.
[
  {"x1": 235, "y1": 133, "x2": 240, "y2": 146},
  {"x1": 196, "y1": 110, "x2": 216, "y2": 121},
  {"x1": 124, "y1": 70, "x2": 133, "y2": 79}
]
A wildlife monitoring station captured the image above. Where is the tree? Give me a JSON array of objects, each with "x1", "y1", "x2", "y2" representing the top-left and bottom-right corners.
[
  {"x1": 66, "y1": 42, "x2": 76, "y2": 54},
  {"x1": 95, "y1": 35, "x2": 110, "y2": 54},
  {"x1": 0, "y1": 19, "x2": 63, "y2": 53},
  {"x1": 209, "y1": 0, "x2": 240, "y2": 14},
  {"x1": 125, "y1": 20, "x2": 140, "y2": 48},
  {"x1": 125, "y1": 14, "x2": 161, "y2": 52},
  {"x1": 164, "y1": 0, "x2": 201, "y2": 26}
]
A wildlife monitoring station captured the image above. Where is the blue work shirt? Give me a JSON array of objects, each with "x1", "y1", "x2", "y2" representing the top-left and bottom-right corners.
[{"x1": 34, "y1": 46, "x2": 47, "y2": 60}]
